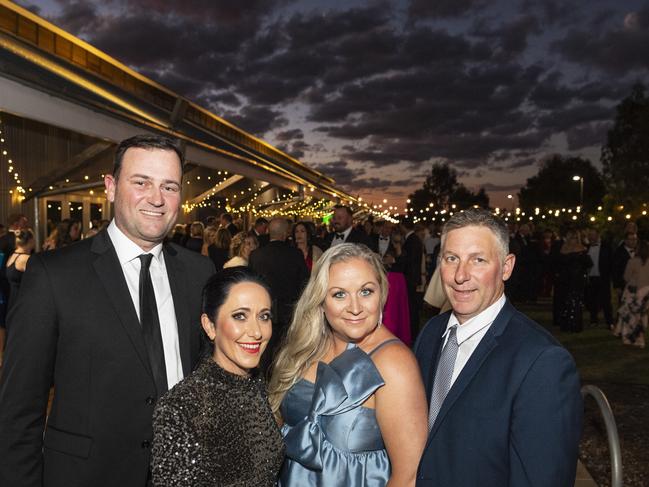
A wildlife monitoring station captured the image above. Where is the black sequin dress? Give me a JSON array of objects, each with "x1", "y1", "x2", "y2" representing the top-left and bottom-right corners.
[{"x1": 151, "y1": 356, "x2": 285, "y2": 486}]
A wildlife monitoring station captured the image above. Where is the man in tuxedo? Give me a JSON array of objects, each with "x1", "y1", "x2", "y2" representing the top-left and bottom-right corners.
[
  {"x1": 369, "y1": 221, "x2": 394, "y2": 258},
  {"x1": 253, "y1": 217, "x2": 270, "y2": 247},
  {"x1": 0, "y1": 135, "x2": 214, "y2": 487},
  {"x1": 219, "y1": 212, "x2": 239, "y2": 236},
  {"x1": 325, "y1": 205, "x2": 370, "y2": 249},
  {"x1": 401, "y1": 221, "x2": 425, "y2": 337},
  {"x1": 585, "y1": 228, "x2": 614, "y2": 327},
  {"x1": 249, "y1": 218, "x2": 309, "y2": 370},
  {"x1": 414, "y1": 209, "x2": 582, "y2": 487}
]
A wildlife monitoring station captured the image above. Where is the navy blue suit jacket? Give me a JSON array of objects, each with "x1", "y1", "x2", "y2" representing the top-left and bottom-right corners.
[{"x1": 414, "y1": 300, "x2": 582, "y2": 487}]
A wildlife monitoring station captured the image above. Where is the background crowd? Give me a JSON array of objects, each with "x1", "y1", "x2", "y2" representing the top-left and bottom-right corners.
[{"x1": 1, "y1": 207, "x2": 648, "y2": 366}]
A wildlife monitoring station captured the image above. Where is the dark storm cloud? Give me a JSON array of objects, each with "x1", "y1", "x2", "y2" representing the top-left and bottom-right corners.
[
  {"x1": 312, "y1": 160, "x2": 365, "y2": 186},
  {"x1": 566, "y1": 122, "x2": 611, "y2": 151},
  {"x1": 472, "y1": 15, "x2": 541, "y2": 56},
  {"x1": 352, "y1": 177, "x2": 414, "y2": 189},
  {"x1": 222, "y1": 106, "x2": 287, "y2": 137},
  {"x1": 537, "y1": 104, "x2": 613, "y2": 132},
  {"x1": 275, "y1": 129, "x2": 304, "y2": 142},
  {"x1": 50, "y1": 0, "x2": 101, "y2": 36},
  {"x1": 407, "y1": 0, "x2": 486, "y2": 20},
  {"x1": 551, "y1": 5, "x2": 649, "y2": 74}
]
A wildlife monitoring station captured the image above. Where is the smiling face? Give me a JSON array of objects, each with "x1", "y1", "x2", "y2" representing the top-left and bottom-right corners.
[
  {"x1": 440, "y1": 226, "x2": 515, "y2": 324},
  {"x1": 105, "y1": 147, "x2": 182, "y2": 251},
  {"x1": 323, "y1": 257, "x2": 381, "y2": 343},
  {"x1": 202, "y1": 282, "x2": 272, "y2": 375}
]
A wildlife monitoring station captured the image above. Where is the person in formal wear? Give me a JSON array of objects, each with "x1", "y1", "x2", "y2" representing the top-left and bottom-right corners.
[
  {"x1": 554, "y1": 229, "x2": 593, "y2": 332},
  {"x1": 585, "y1": 228, "x2": 614, "y2": 328},
  {"x1": 184, "y1": 221, "x2": 204, "y2": 253},
  {"x1": 4, "y1": 228, "x2": 35, "y2": 313},
  {"x1": 414, "y1": 209, "x2": 582, "y2": 487},
  {"x1": 0, "y1": 213, "x2": 28, "y2": 335},
  {"x1": 220, "y1": 212, "x2": 239, "y2": 237},
  {"x1": 325, "y1": 205, "x2": 371, "y2": 249},
  {"x1": 270, "y1": 243, "x2": 428, "y2": 486},
  {"x1": 292, "y1": 221, "x2": 323, "y2": 272},
  {"x1": 249, "y1": 218, "x2": 309, "y2": 372},
  {"x1": 254, "y1": 217, "x2": 271, "y2": 247},
  {"x1": 223, "y1": 231, "x2": 258, "y2": 268},
  {"x1": 612, "y1": 231, "x2": 639, "y2": 302},
  {"x1": 207, "y1": 227, "x2": 231, "y2": 271},
  {"x1": 369, "y1": 221, "x2": 395, "y2": 259},
  {"x1": 401, "y1": 222, "x2": 426, "y2": 338},
  {"x1": 0, "y1": 134, "x2": 215, "y2": 487},
  {"x1": 151, "y1": 267, "x2": 284, "y2": 486},
  {"x1": 613, "y1": 239, "x2": 649, "y2": 348}
]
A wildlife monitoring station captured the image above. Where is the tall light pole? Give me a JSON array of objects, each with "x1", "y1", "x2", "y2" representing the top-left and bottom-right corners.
[{"x1": 572, "y1": 175, "x2": 583, "y2": 207}]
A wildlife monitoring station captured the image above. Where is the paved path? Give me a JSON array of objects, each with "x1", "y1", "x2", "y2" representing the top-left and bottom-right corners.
[{"x1": 576, "y1": 460, "x2": 598, "y2": 487}]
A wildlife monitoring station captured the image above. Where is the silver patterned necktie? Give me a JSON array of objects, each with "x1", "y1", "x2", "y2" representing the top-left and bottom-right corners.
[{"x1": 427, "y1": 325, "x2": 459, "y2": 432}]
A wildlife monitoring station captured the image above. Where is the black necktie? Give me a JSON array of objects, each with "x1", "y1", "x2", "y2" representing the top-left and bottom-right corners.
[
  {"x1": 139, "y1": 254, "x2": 168, "y2": 395},
  {"x1": 335, "y1": 233, "x2": 345, "y2": 239}
]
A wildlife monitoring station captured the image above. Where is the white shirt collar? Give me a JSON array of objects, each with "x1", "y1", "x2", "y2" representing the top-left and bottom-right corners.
[
  {"x1": 107, "y1": 220, "x2": 163, "y2": 265},
  {"x1": 445, "y1": 294, "x2": 506, "y2": 345},
  {"x1": 335, "y1": 227, "x2": 352, "y2": 239}
]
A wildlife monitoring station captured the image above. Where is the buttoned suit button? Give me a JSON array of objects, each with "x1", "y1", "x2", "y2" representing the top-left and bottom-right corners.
[
  {"x1": 141, "y1": 440, "x2": 151, "y2": 449},
  {"x1": 145, "y1": 396, "x2": 155, "y2": 406}
]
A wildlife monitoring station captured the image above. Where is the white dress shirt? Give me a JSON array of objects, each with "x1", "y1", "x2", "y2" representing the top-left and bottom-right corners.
[
  {"x1": 331, "y1": 226, "x2": 352, "y2": 247},
  {"x1": 107, "y1": 221, "x2": 184, "y2": 388},
  {"x1": 378, "y1": 236, "x2": 390, "y2": 257},
  {"x1": 588, "y1": 242, "x2": 601, "y2": 277},
  {"x1": 441, "y1": 294, "x2": 506, "y2": 386}
]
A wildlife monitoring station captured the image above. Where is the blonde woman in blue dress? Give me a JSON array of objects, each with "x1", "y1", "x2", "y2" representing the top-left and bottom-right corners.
[{"x1": 269, "y1": 243, "x2": 428, "y2": 486}]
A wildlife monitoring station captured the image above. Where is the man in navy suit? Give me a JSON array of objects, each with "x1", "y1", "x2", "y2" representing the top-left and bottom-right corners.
[{"x1": 414, "y1": 209, "x2": 582, "y2": 487}]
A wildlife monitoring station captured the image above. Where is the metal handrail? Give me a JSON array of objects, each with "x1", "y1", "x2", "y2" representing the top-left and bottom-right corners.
[{"x1": 581, "y1": 385, "x2": 623, "y2": 487}]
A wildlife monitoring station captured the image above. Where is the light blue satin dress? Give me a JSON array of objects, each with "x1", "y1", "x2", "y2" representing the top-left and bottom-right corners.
[{"x1": 279, "y1": 341, "x2": 398, "y2": 486}]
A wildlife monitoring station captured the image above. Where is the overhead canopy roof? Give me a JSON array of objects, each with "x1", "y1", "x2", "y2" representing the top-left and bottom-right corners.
[{"x1": 0, "y1": 0, "x2": 356, "y2": 214}]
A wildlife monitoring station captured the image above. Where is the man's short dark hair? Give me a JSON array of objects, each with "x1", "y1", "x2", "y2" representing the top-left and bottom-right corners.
[
  {"x1": 113, "y1": 134, "x2": 184, "y2": 179},
  {"x1": 333, "y1": 205, "x2": 353, "y2": 217},
  {"x1": 220, "y1": 213, "x2": 233, "y2": 223},
  {"x1": 255, "y1": 217, "x2": 269, "y2": 227},
  {"x1": 442, "y1": 208, "x2": 510, "y2": 259}
]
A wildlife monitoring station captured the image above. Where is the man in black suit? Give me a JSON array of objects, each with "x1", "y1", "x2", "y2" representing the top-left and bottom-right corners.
[
  {"x1": 612, "y1": 231, "x2": 639, "y2": 300},
  {"x1": 585, "y1": 228, "x2": 614, "y2": 327},
  {"x1": 0, "y1": 135, "x2": 214, "y2": 487},
  {"x1": 249, "y1": 218, "x2": 309, "y2": 370},
  {"x1": 219, "y1": 212, "x2": 239, "y2": 236},
  {"x1": 369, "y1": 221, "x2": 393, "y2": 257},
  {"x1": 324, "y1": 205, "x2": 371, "y2": 249},
  {"x1": 253, "y1": 217, "x2": 270, "y2": 247},
  {"x1": 401, "y1": 221, "x2": 426, "y2": 338}
]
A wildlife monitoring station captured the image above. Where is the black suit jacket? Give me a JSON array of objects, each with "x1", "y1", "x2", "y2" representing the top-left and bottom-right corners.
[
  {"x1": 324, "y1": 227, "x2": 371, "y2": 249},
  {"x1": 612, "y1": 244, "x2": 633, "y2": 289},
  {"x1": 0, "y1": 230, "x2": 214, "y2": 487},
  {"x1": 414, "y1": 300, "x2": 582, "y2": 486},
  {"x1": 589, "y1": 240, "x2": 613, "y2": 282},
  {"x1": 401, "y1": 232, "x2": 424, "y2": 292},
  {"x1": 249, "y1": 240, "x2": 309, "y2": 328}
]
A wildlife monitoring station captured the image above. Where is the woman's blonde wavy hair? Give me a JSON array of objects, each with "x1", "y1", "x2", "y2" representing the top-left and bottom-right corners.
[{"x1": 268, "y1": 242, "x2": 388, "y2": 419}]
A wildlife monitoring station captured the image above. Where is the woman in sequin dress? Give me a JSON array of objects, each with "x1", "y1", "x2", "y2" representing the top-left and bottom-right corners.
[
  {"x1": 269, "y1": 243, "x2": 428, "y2": 487},
  {"x1": 553, "y1": 229, "x2": 592, "y2": 332},
  {"x1": 151, "y1": 267, "x2": 285, "y2": 486}
]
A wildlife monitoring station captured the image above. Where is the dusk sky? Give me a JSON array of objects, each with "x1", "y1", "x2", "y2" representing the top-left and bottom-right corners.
[{"x1": 15, "y1": 0, "x2": 649, "y2": 211}]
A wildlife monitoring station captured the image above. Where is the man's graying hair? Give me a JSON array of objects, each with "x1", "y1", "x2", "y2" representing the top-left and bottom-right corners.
[{"x1": 441, "y1": 209, "x2": 510, "y2": 259}]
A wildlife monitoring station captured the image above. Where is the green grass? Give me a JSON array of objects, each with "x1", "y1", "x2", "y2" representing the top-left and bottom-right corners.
[{"x1": 518, "y1": 300, "x2": 649, "y2": 385}]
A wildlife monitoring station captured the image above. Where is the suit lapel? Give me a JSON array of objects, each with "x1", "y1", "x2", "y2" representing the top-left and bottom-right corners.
[
  {"x1": 91, "y1": 231, "x2": 153, "y2": 380},
  {"x1": 164, "y1": 245, "x2": 192, "y2": 376},
  {"x1": 426, "y1": 301, "x2": 516, "y2": 444},
  {"x1": 423, "y1": 323, "x2": 446, "y2": 400}
]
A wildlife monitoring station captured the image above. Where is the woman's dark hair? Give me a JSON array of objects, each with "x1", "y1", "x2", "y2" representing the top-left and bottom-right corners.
[
  {"x1": 201, "y1": 267, "x2": 272, "y2": 323},
  {"x1": 292, "y1": 221, "x2": 315, "y2": 261},
  {"x1": 15, "y1": 228, "x2": 34, "y2": 247}
]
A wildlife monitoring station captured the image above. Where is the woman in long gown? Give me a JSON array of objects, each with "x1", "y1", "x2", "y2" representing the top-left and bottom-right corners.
[
  {"x1": 151, "y1": 267, "x2": 285, "y2": 486},
  {"x1": 554, "y1": 229, "x2": 592, "y2": 332},
  {"x1": 614, "y1": 239, "x2": 649, "y2": 348},
  {"x1": 269, "y1": 243, "x2": 428, "y2": 486}
]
